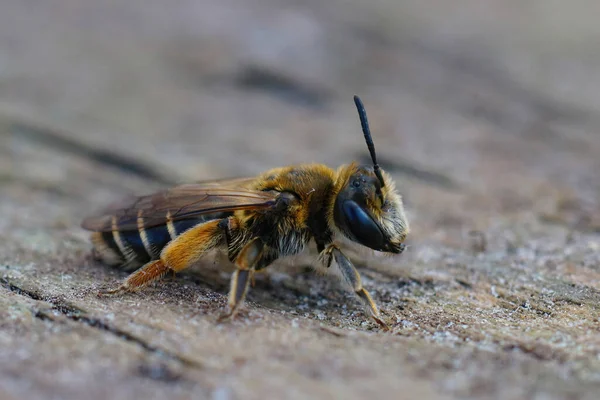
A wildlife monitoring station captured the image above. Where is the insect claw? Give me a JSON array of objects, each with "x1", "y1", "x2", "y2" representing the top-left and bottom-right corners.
[
  {"x1": 217, "y1": 309, "x2": 235, "y2": 323},
  {"x1": 98, "y1": 284, "x2": 128, "y2": 297},
  {"x1": 372, "y1": 315, "x2": 390, "y2": 331}
]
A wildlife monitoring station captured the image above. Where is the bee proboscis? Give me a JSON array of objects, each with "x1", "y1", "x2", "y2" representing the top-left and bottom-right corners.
[{"x1": 82, "y1": 96, "x2": 409, "y2": 329}]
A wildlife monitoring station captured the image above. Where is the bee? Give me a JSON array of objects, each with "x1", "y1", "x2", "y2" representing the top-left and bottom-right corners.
[{"x1": 82, "y1": 96, "x2": 409, "y2": 329}]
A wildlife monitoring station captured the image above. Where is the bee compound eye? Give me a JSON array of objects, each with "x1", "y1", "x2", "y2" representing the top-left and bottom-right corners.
[{"x1": 341, "y1": 200, "x2": 386, "y2": 251}]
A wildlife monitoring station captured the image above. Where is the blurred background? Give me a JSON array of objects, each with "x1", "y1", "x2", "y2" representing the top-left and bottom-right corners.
[
  {"x1": 1, "y1": 2, "x2": 600, "y2": 399},
  {"x1": 1, "y1": 0, "x2": 600, "y2": 242}
]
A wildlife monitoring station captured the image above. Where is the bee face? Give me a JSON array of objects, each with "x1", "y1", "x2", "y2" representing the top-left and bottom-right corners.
[{"x1": 332, "y1": 164, "x2": 408, "y2": 253}]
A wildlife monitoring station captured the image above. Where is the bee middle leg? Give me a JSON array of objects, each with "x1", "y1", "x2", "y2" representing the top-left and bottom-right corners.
[
  {"x1": 322, "y1": 244, "x2": 389, "y2": 330},
  {"x1": 219, "y1": 237, "x2": 265, "y2": 320}
]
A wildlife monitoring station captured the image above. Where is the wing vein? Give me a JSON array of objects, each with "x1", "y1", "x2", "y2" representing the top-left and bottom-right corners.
[{"x1": 82, "y1": 178, "x2": 279, "y2": 232}]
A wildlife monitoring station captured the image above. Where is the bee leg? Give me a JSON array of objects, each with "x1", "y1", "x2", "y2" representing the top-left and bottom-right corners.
[
  {"x1": 100, "y1": 259, "x2": 170, "y2": 296},
  {"x1": 101, "y1": 219, "x2": 224, "y2": 296},
  {"x1": 219, "y1": 237, "x2": 264, "y2": 321},
  {"x1": 160, "y1": 219, "x2": 224, "y2": 272},
  {"x1": 326, "y1": 245, "x2": 389, "y2": 330}
]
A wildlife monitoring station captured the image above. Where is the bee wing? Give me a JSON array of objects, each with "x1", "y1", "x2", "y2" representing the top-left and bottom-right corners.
[
  {"x1": 81, "y1": 178, "x2": 277, "y2": 232},
  {"x1": 192, "y1": 176, "x2": 258, "y2": 188}
]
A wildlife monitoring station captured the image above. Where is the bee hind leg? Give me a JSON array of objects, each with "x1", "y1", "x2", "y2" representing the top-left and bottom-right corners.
[
  {"x1": 219, "y1": 237, "x2": 265, "y2": 321},
  {"x1": 99, "y1": 259, "x2": 171, "y2": 296},
  {"x1": 100, "y1": 219, "x2": 224, "y2": 297},
  {"x1": 325, "y1": 245, "x2": 389, "y2": 330}
]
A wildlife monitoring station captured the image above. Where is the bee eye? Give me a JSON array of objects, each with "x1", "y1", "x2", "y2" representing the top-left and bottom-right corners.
[{"x1": 341, "y1": 200, "x2": 386, "y2": 251}]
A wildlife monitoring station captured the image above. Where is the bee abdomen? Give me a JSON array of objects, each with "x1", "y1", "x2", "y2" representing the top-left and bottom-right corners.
[
  {"x1": 91, "y1": 227, "x2": 164, "y2": 271},
  {"x1": 91, "y1": 213, "x2": 228, "y2": 271}
]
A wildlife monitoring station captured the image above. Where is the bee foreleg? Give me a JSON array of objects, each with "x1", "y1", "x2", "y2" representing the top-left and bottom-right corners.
[
  {"x1": 220, "y1": 237, "x2": 265, "y2": 321},
  {"x1": 318, "y1": 243, "x2": 334, "y2": 269},
  {"x1": 327, "y1": 245, "x2": 389, "y2": 330}
]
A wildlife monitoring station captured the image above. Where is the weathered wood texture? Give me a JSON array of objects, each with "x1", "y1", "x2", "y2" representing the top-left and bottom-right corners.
[{"x1": 1, "y1": 1, "x2": 599, "y2": 399}]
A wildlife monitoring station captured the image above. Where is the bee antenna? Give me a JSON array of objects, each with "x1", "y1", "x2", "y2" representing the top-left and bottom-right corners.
[{"x1": 353, "y1": 95, "x2": 385, "y2": 187}]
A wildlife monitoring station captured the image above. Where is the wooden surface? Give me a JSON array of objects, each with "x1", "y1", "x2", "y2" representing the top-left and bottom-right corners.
[{"x1": 1, "y1": 1, "x2": 600, "y2": 399}]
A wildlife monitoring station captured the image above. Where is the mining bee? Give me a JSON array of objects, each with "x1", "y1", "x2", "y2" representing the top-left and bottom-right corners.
[{"x1": 82, "y1": 96, "x2": 409, "y2": 329}]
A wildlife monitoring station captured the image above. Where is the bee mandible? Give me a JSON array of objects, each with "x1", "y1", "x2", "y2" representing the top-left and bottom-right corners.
[{"x1": 82, "y1": 96, "x2": 409, "y2": 329}]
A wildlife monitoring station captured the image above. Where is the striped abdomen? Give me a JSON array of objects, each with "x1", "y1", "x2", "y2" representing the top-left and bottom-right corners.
[{"x1": 91, "y1": 213, "x2": 228, "y2": 271}]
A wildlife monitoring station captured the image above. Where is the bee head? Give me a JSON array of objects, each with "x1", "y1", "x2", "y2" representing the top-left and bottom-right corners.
[
  {"x1": 332, "y1": 163, "x2": 408, "y2": 253},
  {"x1": 330, "y1": 96, "x2": 409, "y2": 253}
]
